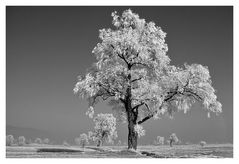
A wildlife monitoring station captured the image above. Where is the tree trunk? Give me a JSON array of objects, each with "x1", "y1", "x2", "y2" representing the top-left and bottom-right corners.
[
  {"x1": 127, "y1": 108, "x2": 138, "y2": 150},
  {"x1": 82, "y1": 142, "x2": 85, "y2": 148},
  {"x1": 170, "y1": 140, "x2": 173, "y2": 147},
  {"x1": 128, "y1": 118, "x2": 138, "y2": 150},
  {"x1": 125, "y1": 72, "x2": 138, "y2": 150},
  {"x1": 97, "y1": 140, "x2": 102, "y2": 147}
]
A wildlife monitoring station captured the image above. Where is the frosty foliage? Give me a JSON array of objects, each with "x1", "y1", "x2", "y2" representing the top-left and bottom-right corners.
[
  {"x1": 156, "y1": 136, "x2": 165, "y2": 145},
  {"x1": 26, "y1": 139, "x2": 32, "y2": 145},
  {"x1": 169, "y1": 133, "x2": 179, "y2": 146},
  {"x1": 75, "y1": 133, "x2": 89, "y2": 148},
  {"x1": 200, "y1": 141, "x2": 207, "y2": 147},
  {"x1": 117, "y1": 140, "x2": 122, "y2": 146},
  {"x1": 89, "y1": 113, "x2": 118, "y2": 146},
  {"x1": 63, "y1": 140, "x2": 70, "y2": 147},
  {"x1": 80, "y1": 133, "x2": 89, "y2": 147},
  {"x1": 134, "y1": 124, "x2": 145, "y2": 137},
  {"x1": 6, "y1": 135, "x2": 14, "y2": 146},
  {"x1": 34, "y1": 138, "x2": 42, "y2": 144},
  {"x1": 86, "y1": 106, "x2": 94, "y2": 118},
  {"x1": 108, "y1": 99, "x2": 127, "y2": 123},
  {"x1": 43, "y1": 138, "x2": 50, "y2": 144},
  {"x1": 18, "y1": 136, "x2": 26, "y2": 146},
  {"x1": 74, "y1": 9, "x2": 222, "y2": 134}
]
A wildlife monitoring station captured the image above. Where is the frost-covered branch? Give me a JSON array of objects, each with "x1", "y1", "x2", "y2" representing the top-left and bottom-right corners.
[{"x1": 131, "y1": 76, "x2": 143, "y2": 83}]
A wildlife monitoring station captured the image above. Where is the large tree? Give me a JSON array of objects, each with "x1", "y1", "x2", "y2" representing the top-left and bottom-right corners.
[{"x1": 74, "y1": 9, "x2": 222, "y2": 150}]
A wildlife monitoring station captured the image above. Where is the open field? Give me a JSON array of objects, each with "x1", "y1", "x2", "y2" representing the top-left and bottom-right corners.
[{"x1": 6, "y1": 144, "x2": 232, "y2": 158}]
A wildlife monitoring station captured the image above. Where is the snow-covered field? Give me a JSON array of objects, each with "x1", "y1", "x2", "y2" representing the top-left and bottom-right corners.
[{"x1": 6, "y1": 144, "x2": 233, "y2": 158}]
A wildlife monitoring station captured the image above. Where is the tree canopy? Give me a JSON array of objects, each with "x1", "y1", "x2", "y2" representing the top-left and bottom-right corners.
[{"x1": 74, "y1": 9, "x2": 222, "y2": 123}]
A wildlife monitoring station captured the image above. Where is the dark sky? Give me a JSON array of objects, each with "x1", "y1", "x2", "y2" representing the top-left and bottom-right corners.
[{"x1": 6, "y1": 6, "x2": 233, "y2": 144}]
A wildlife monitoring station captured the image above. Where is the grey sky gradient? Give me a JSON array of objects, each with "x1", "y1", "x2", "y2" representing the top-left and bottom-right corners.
[{"x1": 6, "y1": 6, "x2": 233, "y2": 144}]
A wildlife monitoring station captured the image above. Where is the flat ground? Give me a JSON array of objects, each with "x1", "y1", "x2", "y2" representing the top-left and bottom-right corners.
[{"x1": 6, "y1": 144, "x2": 233, "y2": 158}]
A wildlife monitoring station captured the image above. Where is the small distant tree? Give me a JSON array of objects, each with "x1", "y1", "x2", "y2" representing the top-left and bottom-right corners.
[
  {"x1": 169, "y1": 133, "x2": 179, "y2": 147},
  {"x1": 88, "y1": 113, "x2": 118, "y2": 147},
  {"x1": 35, "y1": 138, "x2": 42, "y2": 144},
  {"x1": 156, "y1": 136, "x2": 165, "y2": 145},
  {"x1": 18, "y1": 136, "x2": 26, "y2": 146},
  {"x1": 75, "y1": 133, "x2": 89, "y2": 148},
  {"x1": 199, "y1": 141, "x2": 206, "y2": 147},
  {"x1": 6, "y1": 135, "x2": 14, "y2": 146},
  {"x1": 43, "y1": 138, "x2": 50, "y2": 144},
  {"x1": 25, "y1": 138, "x2": 32, "y2": 145},
  {"x1": 117, "y1": 140, "x2": 122, "y2": 146},
  {"x1": 63, "y1": 140, "x2": 70, "y2": 147}
]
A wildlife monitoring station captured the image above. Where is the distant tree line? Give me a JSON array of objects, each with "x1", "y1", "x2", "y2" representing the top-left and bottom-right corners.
[
  {"x1": 152, "y1": 133, "x2": 207, "y2": 147},
  {"x1": 6, "y1": 135, "x2": 50, "y2": 146}
]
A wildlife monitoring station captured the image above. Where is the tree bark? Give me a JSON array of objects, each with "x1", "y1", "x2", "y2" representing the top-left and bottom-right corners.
[
  {"x1": 170, "y1": 140, "x2": 173, "y2": 147},
  {"x1": 127, "y1": 115, "x2": 138, "y2": 150},
  {"x1": 126, "y1": 103, "x2": 138, "y2": 150},
  {"x1": 97, "y1": 140, "x2": 102, "y2": 147},
  {"x1": 125, "y1": 64, "x2": 138, "y2": 150}
]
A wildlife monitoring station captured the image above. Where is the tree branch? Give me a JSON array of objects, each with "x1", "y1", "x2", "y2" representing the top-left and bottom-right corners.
[
  {"x1": 118, "y1": 53, "x2": 130, "y2": 66},
  {"x1": 129, "y1": 52, "x2": 139, "y2": 63},
  {"x1": 110, "y1": 44, "x2": 130, "y2": 67},
  {"x1": 137, "y1": 87, "x2": 178, "y2": 125},
  {"x1": 144, "y1": 103, "x2": 151, "y2": 112},
  {"x1": 96, "y1": 83, "x2": 121, "y2": 101},
  {"x1": 183, "y1": 88, "x2": 203, "y2": 101},
  {"x1": 131, "y1": 77, "x2": 143, "y2": 83},
  {"x1": 164, "y1": 88, "x2": 179, "y2": 102},
  {"x1": 131, "y1": 62, "x2": 148, "y2": 68},
  {"x1": 136, "y1": 86, "x2": 204, "y2": 125},
  {"x1": 132, "y1": 102, "x2": 144, "y2": 111},
  {"x1": 132, "y1": 98, "x2": 156, "y2": 102},
  {"x1": 119, "y1": 98, "x2": 126, "y2": 104},
  {"x1": 137, "y1": 114, "x2": 154, "y2": 125},
  {"x1": 137, "y1": 103, "x2": 155, "y2": 124}
]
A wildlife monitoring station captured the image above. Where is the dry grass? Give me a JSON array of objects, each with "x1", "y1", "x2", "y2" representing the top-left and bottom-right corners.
[{"x1": 6, "y1": 144, "x2": 233, "y2": 158}]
